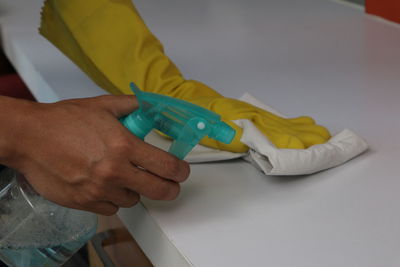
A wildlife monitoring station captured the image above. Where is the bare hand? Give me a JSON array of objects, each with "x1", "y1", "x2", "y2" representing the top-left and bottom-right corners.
[{"x1": 1, "y1": 95, "x2": 190, "y2": 215}]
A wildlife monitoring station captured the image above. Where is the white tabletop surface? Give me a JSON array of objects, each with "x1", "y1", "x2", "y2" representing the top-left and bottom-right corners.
[{"x1": 1, "y1": 0, "x2": 400, "y2": 266}]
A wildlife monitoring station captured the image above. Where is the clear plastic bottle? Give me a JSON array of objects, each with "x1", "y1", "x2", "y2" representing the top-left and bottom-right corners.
[{"x1": 0, "y1": 167, "x2": 98, "y2": 267}]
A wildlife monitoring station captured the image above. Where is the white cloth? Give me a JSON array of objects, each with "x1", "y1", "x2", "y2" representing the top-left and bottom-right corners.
[
  {"x1": 144, "y1": 93, "x2": 368, "y2": 175},
  {"x1": 144, "y1": 131, "x2": 244, "y2": 163}
]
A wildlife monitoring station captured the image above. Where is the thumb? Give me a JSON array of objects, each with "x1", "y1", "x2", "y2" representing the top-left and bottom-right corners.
[{"x1": 95, "y1": 95, "x2": 138, "y2": 117}]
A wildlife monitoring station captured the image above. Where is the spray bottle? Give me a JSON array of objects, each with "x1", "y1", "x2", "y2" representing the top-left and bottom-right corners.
[
  {"x1": 120, "y1": 82, "x2": 236, "y2": 159},
  {"x1": 0, "y1": 167, "x2": 97, "y2": 267}
]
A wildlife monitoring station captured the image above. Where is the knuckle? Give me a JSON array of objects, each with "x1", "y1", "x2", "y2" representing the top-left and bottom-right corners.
[
  {"x1": 87, "y1": 186, "x2": 107, "y2": 201},
  {"x1": 110, "y1": 141, "x2": 132, "y2": 155},
  {"x1": 93, "y1": 161, "x2": 119, "y2": 182},
  {"x1": 91, "y1": 95, "x2": 113, "y2": 107}
]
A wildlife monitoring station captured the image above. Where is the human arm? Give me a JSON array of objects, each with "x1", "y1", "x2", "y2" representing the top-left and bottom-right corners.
[
  {"x1": 0, "y1": 95, "x2": 190, "y2": 215},
  {"x1": 40, "y1": 0, "x2": 331, "y2": 153}
]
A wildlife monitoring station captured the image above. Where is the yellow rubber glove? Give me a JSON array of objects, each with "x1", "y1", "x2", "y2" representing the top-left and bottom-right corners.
[{"x1": 40, "y1": 0, "x2": 330, "y2": 153}]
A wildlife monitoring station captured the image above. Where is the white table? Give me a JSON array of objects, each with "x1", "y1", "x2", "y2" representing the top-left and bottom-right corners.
[{"x1": 2, "y1": 0, "x2": 400, "y2": 266}]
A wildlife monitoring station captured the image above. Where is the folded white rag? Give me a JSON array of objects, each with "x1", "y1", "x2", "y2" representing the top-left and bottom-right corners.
[{"x1": 144, "y1": 93, "x2": 368, "y2": 175}]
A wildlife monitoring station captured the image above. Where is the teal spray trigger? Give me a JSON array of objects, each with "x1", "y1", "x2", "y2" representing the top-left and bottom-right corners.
[{"x1": 120, "y1": 83, "x2": 236, "y2": 159}]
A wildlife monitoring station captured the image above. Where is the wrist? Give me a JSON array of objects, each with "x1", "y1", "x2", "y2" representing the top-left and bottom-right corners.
[{"x1": 0, "y1": 96, "x2": 39, "y2": 168}]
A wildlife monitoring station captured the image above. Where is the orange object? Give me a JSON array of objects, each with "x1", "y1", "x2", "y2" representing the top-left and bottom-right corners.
[{"x1": 366, "y1": 0, "x2": 400, "y2": 24}]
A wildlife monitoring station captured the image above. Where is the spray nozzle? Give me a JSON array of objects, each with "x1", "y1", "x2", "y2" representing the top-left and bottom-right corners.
[{"x1": 120, "y1": 83, "x2": 235, "y2": 159}]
